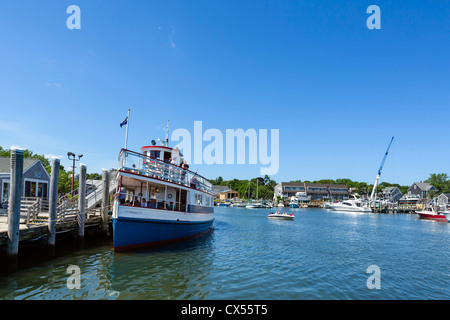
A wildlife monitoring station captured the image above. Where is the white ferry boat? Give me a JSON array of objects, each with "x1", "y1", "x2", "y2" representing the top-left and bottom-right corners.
[{"x1": 112, "y1": 144, "x2": 214, "y2": 251}]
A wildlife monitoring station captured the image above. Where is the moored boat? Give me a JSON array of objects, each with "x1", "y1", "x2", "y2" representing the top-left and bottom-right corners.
[
  {"x1": 112, "y1": 144, "x2": 214, "y2": 251},
  {"x1": 416, "y1": 207, "x2": 448, "y2": 222},
  {"x1": 246, "y1": 201, "x2": 263, "y2": 208},
  {"x1": 329, "y1": 199, "x2": 372, "y2": 213},
  {"x1": 230, "y1": 201, "x2": 246, "y2": 207}
]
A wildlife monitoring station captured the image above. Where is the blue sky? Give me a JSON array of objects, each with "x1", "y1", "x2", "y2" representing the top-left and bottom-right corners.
[{"x1": 0, "y1": 1, "x2": 449, "y2": 186}]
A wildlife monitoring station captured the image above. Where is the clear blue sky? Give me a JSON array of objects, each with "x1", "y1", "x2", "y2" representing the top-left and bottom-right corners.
[{"x1": 0, "y1": 0, "x2": 449, "y2": 186}]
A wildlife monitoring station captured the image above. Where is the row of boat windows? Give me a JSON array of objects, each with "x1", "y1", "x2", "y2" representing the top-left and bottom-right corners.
[{"x1": 195, "y1": 193, "x2": 214, "y2": 206}]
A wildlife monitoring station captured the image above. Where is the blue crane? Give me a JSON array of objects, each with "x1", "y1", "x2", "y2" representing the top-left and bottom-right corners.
[{"x1": 370, "y1": 136, "x2": 395, "y2": 201}]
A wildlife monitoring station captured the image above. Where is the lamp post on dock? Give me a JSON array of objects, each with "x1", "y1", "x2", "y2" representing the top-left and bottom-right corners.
[{"x1": 67, "y1": 152, "x2": 83, "y2": 197}]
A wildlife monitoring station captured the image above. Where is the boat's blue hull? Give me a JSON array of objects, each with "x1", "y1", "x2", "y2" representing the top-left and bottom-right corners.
[
  {"x1": 113, "y1": 217, "x2": 214, "y2": 251},
  {"x1": 289, "y1": 204, "x2": 299, "y2": 208}
]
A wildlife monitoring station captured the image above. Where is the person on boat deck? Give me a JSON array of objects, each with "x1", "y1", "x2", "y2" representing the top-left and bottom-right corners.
[
  {"x1": 141, "y1": 198, "x2": 147, "y2": 208},
  {"x1": 119, "y1": 187, "x2": 125, "y2": 204},
  {"x1": 180, "y1": 160, "x2": 188, "y2": 182},
  {"x1": 133, "y1": 196, "x2": 141, "y2": 207},
  {"x1": 190, "y1": 175, "x2": 197, "y2": 188}
]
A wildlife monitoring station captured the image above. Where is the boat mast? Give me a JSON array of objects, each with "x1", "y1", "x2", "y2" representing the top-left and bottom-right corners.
[
  {"x1": 370, "y1": 136, "x2": 394, "y2": 202},
  {"x1": 165, "y1": 120, "x2": 169, "y2": 147}
]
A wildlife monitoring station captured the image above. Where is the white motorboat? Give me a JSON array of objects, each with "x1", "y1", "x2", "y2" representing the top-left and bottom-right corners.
[
  {"x1": 323, "y1": 202, "x2": 332, "y2": 209},
  {"x1": 246, "y1": 202, "x2": 263, "y2": 208},
  {"x1": 230, "y1": 201, "x2": 246, "y2": 207},
  {"x1": 268, "y1": 211, "x2": 295, "y2": 220},
  {"x1": 440, "y1": 211, "x2": 450, "y2": 222},
  {"x1": 329, "y1": 199, "x2": 372, "y2": 213}
]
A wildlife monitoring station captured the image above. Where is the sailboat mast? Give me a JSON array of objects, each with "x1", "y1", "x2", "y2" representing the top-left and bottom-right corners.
[{"x1": 256, "y1": 178, "x2": 258, "y2": 200}]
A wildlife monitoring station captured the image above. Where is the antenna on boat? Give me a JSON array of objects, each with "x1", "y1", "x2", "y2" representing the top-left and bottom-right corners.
[{"x1": 165, "y1": 120, "x2": 170, "y2": 147}]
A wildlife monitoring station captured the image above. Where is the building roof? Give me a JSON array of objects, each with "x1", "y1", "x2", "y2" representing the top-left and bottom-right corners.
[
  {"x1": 409, "y1": 182, "x2": 436, "y2": 191},
  {"x1": 278, "y1": 182, "x2": 347, "y2": 188},
  {"x1": 0, "y1": 157, "x2": 41, "y2": 174},
  {"x1": 213, "y1": 185, "x2": 230, "y2": 195}
]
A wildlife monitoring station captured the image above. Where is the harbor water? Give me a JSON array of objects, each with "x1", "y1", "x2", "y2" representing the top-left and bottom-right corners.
[{"x1": 0, "y1": 207, "x2": 449, "y2": 300}]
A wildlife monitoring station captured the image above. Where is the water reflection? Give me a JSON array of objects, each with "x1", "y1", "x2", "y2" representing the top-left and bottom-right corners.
[{"x1": 108, "y1": 232, "x2": 215, "y2": 299}]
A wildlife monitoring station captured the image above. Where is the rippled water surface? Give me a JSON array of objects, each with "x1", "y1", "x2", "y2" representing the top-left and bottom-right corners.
[{"x1": 1, "y1": 207, "x2": 449, "y2": 299}]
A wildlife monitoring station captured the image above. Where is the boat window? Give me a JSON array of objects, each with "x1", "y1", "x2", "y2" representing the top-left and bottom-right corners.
[
  {"x1": 150, "y1": 150, "x2": 160, "y2": 159},
  {"x1": 164, "y1": 151, "x2": 171, "y2": 163},
  {"x1": 343, "y1": 202, "x2": 351, "y2": 206}
]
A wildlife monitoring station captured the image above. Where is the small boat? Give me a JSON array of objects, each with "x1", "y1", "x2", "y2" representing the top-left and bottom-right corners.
[
  {"x1": 440, "y1": 210, "x2": 450, "y2": 222},
  {"x1": 268, "y1": 211, "x2": 295, "y2": 220},
  {"x1": 417, "y1": 207, "x2": 448, "y2": 222},
  {"x1": 246, "y1": 202, "x2": 263, "y2": 208},
  {"x1": 323, "y1": 202, "x2": 332, "y2": 209},
  {"x1": 218, "y1": 202, "x2": 230, "y2": 207},
  {"x1": 289, "y1": 192, "x2": 311, "y2": 208},
  {"x1": 329, "y1": 199, "x2": 372, "y2": 213},
  {"x1": 230, "y1": 201, "x2": 246, "y2": 207},
  {"x1": 289, "y1": 198, "x2": 299, "y2": 208}
]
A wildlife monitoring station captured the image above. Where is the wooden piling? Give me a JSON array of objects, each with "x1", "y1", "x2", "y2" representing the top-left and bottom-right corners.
[
  {"x1": 47, "y1": 157, "x2": 60, "y2": 252},
  {"x1": 77, "y1": 163, "x2": 87, "y2": 243},
  {"x1": 7, "y1": 147, "x2": 24, "y2": 266},
  {"x1": 101, "y1": 169, "x2": 110, "y2": 235}
]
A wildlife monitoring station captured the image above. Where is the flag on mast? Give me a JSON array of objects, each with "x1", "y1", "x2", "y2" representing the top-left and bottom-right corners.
[{"x1": 120, "y1": 117, "x2": 128, "y2": 128}]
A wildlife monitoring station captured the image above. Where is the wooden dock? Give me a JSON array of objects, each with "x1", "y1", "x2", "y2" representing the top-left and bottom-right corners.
[
  {"x1": 0, "y1": 214, "x2": 106, "y2": 248},
  {"x1": 0, "y1": 153, "x2": 115, "y2": 268}
]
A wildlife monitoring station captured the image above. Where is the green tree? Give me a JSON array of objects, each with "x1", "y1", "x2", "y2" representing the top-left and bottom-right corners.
[{"x1": 425, "y1": 173, "x2": 450, "y2": 193}]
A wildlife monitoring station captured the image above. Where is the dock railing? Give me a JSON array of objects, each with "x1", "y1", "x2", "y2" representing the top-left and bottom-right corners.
[{"x1": 118, "y1": 149, "x2": 213, "y2": 194}]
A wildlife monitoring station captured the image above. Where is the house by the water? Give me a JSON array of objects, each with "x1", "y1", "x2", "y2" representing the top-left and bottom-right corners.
[{"x1": 0, "y1": 157, "x2": 50, "y2": 209}]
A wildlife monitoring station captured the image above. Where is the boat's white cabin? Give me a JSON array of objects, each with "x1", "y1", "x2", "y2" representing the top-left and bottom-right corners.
[{"x1": 116, "y1": 147, "x2": 214, "y2": 214}]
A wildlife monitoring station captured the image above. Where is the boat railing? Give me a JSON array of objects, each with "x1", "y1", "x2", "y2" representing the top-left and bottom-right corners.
[
  {"x1": 118, "y1": 149, "x2": 213, "y2": 194},
  {"x1": 117, "y1": 191, "x2": 186, "y2": 212}
]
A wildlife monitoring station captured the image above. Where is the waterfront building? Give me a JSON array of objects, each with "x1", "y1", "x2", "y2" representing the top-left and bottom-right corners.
[
  {"x1": 274, "y1": 182, "x2": 349, "y2": 201},
  {"x1": 407, "y1": 182, "x2": 437, "y2": 199},
  {"x1": 213, "y1": 185, "x2": 239, "y2": 201},
  {"x1": 382, "y1": 187, "x2": 403, "y2": 202},
  {"x1": 437, "y1": 193, "x2": 450, "y2": 207},
  {"x1": 0, "y1": 157, "x2": 50, "y2": 209}
]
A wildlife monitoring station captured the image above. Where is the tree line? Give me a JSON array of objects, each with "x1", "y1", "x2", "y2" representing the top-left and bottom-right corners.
[{"x1": 209, "y1": 174, "x2": 450, "y2": 200}]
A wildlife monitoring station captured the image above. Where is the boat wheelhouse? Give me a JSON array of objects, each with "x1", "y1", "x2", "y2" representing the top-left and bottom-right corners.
[{"x1": 112, "y1": 145, "x2": 214, "y2": 251}]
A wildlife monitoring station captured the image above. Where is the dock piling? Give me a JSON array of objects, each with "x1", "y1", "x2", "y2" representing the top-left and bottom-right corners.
[
  {"x1": 7, "y1": 147, "x2": 24, "y2": 266},
  {"x1": 48, "y1": 157, "x2": 60, "y2": 252},
  {"x1": 77, "y1": 163, "x2": 87, "y2": 243},
  {"x1": 101, "y1": 169, "x2": 110, "y2": 235}
]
